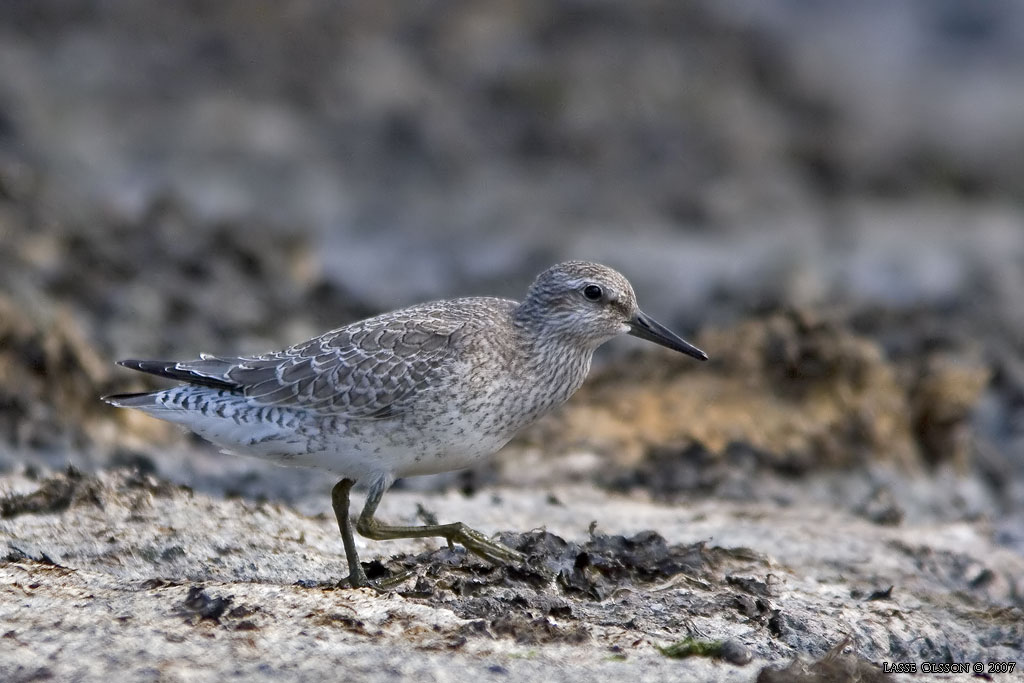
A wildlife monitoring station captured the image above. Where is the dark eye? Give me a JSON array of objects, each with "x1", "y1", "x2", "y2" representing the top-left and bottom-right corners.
[{"x1": 582, "y1": 284, "x2": 603, "y2": 301}]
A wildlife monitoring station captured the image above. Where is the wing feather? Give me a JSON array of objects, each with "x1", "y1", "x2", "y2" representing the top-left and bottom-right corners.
[
  {"x1": 174, "y1": 304, "x2": 502, "y2": 417},
  {"x1": 117, "y1": 298, "x2": 517, "y2": 419}
]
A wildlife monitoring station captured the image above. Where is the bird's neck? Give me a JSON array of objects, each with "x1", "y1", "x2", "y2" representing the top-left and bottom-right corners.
[{"x1": 510, "y1": 308, "x2": 596, "y2": 414}]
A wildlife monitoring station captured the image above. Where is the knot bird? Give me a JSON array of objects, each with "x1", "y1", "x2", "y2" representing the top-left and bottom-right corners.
[{"x1": 105, "y1": 261, "x2": 708, "y2": 588}]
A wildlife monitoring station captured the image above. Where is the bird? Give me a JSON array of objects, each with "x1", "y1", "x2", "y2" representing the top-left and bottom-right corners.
[{"x1": 104, "y1": 261, "x2": 708, "y2": 588}]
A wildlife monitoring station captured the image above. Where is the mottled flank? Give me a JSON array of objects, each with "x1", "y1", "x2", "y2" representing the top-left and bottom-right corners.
[{"x1": 105, "y1": 261, "x2": 707, "y2": 586}]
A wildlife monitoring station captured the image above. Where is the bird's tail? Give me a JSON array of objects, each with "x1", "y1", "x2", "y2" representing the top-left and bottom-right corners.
[{"x1": 102, "y1": 391, "x2": 161, "y2": 409}]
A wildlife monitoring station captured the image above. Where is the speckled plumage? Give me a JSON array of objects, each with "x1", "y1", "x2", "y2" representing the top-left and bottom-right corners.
[{"x1": 105, "y1": 261, "x2": 707, "y2": 587}]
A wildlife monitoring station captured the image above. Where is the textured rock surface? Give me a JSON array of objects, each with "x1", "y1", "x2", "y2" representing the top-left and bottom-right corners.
[{"x1": 2, "y1": 469, "x2": 1021, "y2": 682}]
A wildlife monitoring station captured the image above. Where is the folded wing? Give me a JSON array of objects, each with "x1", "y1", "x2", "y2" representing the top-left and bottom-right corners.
[{"x1": 119, "y1": 308, "x2": 473, "y2": 419}]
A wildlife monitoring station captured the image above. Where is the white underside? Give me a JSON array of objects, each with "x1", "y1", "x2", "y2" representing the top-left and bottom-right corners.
[{"x1": 136, "y1": 401, "x2": 516, "y2": 484}]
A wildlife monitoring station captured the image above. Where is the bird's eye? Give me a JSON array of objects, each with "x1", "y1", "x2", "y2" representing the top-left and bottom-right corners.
[{"x1": 582, "y1": 284, "x2": 603, "y2": 301}]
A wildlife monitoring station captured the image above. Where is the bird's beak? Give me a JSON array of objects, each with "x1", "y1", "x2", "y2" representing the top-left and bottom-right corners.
[{"x1": 627, "y1": 310, "x2": 708, "y2": 361}]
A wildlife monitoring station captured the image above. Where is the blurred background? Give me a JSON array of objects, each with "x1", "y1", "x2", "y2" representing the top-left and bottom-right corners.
[{"x1": 1, "y1": 1, "x2": 1022, "y2": 550}]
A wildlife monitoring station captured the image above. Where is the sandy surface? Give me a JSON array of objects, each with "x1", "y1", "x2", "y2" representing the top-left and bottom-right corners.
[{"x1": 2, "y1": 468, "x2": 1021, "y2": 682}]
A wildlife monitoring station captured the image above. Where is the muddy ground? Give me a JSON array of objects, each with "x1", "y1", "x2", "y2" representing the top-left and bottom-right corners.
[
  {"x1": 2, "y1": 2, "x2": 1024, "y2": 682},
  {"x1": 3, "y1": 467, "x2": 1021, "y2": 682}
]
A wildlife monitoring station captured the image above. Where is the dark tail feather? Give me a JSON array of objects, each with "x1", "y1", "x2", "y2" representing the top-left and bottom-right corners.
[
  {"x1": 116, "y1": 359, "x2": 237, "y2": 390},
  {"x1": 102, "y1": 391, "x2": 159, "y2": 408}
]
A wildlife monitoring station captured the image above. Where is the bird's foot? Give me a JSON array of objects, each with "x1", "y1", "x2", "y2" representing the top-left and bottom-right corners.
[
  {"x1": 447, "y1": 523, "x2": 527, "y2": 567},
  {"x1": 338, "y1": 566, "x2": 416, "y2": 592}
]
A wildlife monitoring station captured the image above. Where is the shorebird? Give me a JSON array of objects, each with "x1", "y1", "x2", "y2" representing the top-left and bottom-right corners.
[{"x1": 105, "y1": 261, "x2": 707, "y2": 587}]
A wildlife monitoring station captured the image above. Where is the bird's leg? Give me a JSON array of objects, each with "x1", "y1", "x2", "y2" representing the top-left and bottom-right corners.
[
  {"x1": 355, "y1": 477, "x2": 526, "y2": 566},
  {"x1": 330, "y1": 478, "x2": 372, "y2": 588}
]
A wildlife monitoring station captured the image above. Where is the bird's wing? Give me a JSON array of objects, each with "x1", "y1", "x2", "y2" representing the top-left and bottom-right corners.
[{"x1": 124, "y1": 303, "x2": 492, "y2": 419}]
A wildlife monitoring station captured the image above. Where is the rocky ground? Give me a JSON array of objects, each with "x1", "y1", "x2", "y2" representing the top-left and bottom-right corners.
[
  {"x1": 3, "y1": 468, "x2": 1021, "y2": 682},
  {"x1": 2, "y1": 2, "x2": 1024, "y2": 682}
]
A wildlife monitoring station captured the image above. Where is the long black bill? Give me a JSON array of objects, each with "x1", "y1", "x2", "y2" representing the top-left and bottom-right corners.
[{"x1": 627, "y1": 310, "x2": 708, "y2": 361}]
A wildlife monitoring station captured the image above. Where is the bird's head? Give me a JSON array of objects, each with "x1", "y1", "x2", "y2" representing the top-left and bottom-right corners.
[{"x1": 519, "y1": 260, "x2": 707, "y2": 360}]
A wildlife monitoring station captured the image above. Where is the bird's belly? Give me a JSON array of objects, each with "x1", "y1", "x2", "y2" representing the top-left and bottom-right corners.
[
  {"x1": 242, "y1": 410, "x2": 515, "y2": 480},
  {"x1": 387, "y1": 427, "x2": 514, "y2": 477}
]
